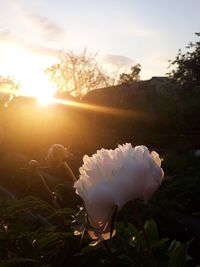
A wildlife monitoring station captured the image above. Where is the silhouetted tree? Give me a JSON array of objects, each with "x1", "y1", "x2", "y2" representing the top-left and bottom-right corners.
[
  {"x1": 118, "y1": 64, "x2": 141, "y2": 85},
  {"x1": 0, "y1": 76, "x2": 19, "y2": 106},
  {"x1": 46, "y1": 49, "x2": 111, "y2": 98},
  {"x1": 169, "y1": 32, "x2": 200, "y2": 87}
]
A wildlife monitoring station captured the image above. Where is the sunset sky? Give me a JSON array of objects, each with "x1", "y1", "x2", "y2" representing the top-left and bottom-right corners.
[{"x1": 0, "y1": 0, "x2": 200, "y2": 94}]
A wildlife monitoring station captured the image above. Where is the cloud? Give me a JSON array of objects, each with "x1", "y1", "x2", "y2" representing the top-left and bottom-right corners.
[
  {"x1": 130, "y1": 28, "x2": 156, "y2": 38},
  {"x1": 0, "y1": 29, "x2": 58, "y2": 57},
  {"x1": 26, "y1": 14, "x2": 65, "y2": 41},
  {"x1": 101, "y1": 54, "x2": 135, "y2": 67},
  {"x1": 24, "y1": 42, "x2": 58, "y2": 57}
]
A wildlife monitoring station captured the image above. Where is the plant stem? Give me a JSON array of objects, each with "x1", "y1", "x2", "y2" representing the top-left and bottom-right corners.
[
  {"x1": 36, "y1": 170, "x2": 53, "y2": 196},
  {"x1": 63, "y1": 162, "x2": 77, "y2": 182},
  {"x1": 134, "y1": 206, "x2": 156, "y2": 267},
  {"x1": 36, "y1": 169, "x2": 69, "y2": 227}
]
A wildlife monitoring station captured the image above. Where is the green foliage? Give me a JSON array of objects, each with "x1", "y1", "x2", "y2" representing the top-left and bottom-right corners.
[
  {"x1": 0, "y1": 185, "x2": 196, "y2": 266},
  {"x1": 169, "y1": 32, "x2": 200, "y2": 87},
  {"x1": 0, "y1": 196, "x2": 53, "y2": 218},
  {"x1": 0, "y1": 75, "x2": 20, "y2": 106},
  {"x1": 0, "y1": 258, "x2": 41, "y2": 267},
  {"x1": 144, "y1": 219, "x2": 159, "y2": 244},
  {"x1": 153, "y1": 152, "x2": 200, "y2": 215},
  {"x1": 114, "y1": 219, "x2": 192, "y2": 267},
  {"x1": 119, "y1": 64, "x2": 141, "y2": 85},
  {"x1": 168, "y1": 240, "x2": 191, "y2": 267}
]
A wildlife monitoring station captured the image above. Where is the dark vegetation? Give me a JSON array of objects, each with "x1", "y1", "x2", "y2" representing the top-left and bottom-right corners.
[{"x1": 0, "y1": 34, "x2": 200, "y2": 266}]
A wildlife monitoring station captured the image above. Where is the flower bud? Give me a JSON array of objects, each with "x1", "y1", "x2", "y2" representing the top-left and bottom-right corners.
[
  {"x1": 47, "y1": 144, "x2": 71, "y2": 167},
  {"x1": 28, "y1": 160, "x2": 39, "y2": 170}
]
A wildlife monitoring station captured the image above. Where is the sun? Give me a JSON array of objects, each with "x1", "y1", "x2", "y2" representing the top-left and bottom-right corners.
[
  {"x1": 37, "y1": 95, "x2": 53, "y2": 106},
  {"x1": 1, "y1": 46, "x2": 57, "y2": 106},
  {"x1": 19, "y1": 73, "x2": 57, "y2": 106}
]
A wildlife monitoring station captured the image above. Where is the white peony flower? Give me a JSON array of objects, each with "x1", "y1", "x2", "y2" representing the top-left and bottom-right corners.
[{"x1": 74, "y1": 143, "x2": 164, "y2": 239}]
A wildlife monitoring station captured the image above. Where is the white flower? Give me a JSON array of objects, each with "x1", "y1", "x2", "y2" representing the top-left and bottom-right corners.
[
  {"x1": 74, "y1": 143, "x2": 164, "y2": 239},
  {"x1": 47, "y1": 144, "x2": 71, "y2": 167}
]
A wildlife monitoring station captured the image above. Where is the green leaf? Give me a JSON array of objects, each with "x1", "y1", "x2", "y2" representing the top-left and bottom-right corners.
[
  {"x1": 46, "y1": 207, "x2": 76, "y2": 220},
  {"x1": 128, "y1": 224, "x2": 145, "y2": 251},
  {"x1": 168, "y1": 241, "x2": 188, "y2": 267},
  {"x1": 0, "y1": 258, "x2": 41, "y2": 267},
  {"x1": 144, "y1": 219, "x2": 159, "y2": 243},
  {"x1": 36, "y1": 232, "x2": 72, "y2": 250},
  {"x1": 0, "y1": 196, "x2": 53, "y2": 218}
]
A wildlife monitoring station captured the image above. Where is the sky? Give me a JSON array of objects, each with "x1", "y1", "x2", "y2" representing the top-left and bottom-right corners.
[{"x1": 0, "y1": 0, "x2": 200, "y2": 95}]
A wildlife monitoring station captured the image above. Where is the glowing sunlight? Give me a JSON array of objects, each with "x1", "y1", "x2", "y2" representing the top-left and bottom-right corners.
[{"x1": 19, "y1": 74, "x2": 56, "y2": 106}]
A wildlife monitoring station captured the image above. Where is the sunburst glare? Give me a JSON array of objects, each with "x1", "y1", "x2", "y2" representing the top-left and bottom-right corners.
[{"x1": 19, "y1": 74, "x2": 56, "y2": 106}]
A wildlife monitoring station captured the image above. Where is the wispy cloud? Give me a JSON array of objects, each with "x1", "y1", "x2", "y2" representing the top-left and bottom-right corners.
[
  {"x1": 0, "y1": 29, "x2": 58, "y2": 57},
  {"x1": 130, "y1": 27, "x2": 157, "y2": 38},
  {"x1": 121, "y1": 23, "x2": 159, "y2": 39},
  {"x1": 26, "y1": 14, "x2": 65, "y2": 41},
  {"x1": 24, "y1": 42, "x2": 58, "y2": 57},
  {"x1": 101, "y1": 54, "x2": 135, "y2": 67}
]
